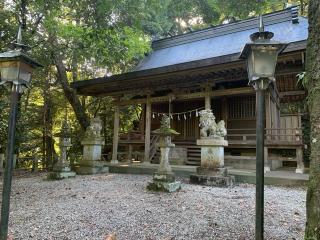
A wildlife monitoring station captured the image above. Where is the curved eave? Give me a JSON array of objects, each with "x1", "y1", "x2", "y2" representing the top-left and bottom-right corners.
[{"x1": 71, "y1": 40, "x2": 306, "y2": 97}]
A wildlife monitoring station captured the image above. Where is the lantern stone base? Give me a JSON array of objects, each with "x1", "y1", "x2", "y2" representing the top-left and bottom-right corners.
[
  {"x1": 190, "y1": 167, "x2": 234, "y2": 187},
  {"x1": 47, "y1": 166, "x2": 76, "y2": 180},
  {"x1": 147, "y1": 172, "x2": 181, "y2": 192},
  {"x1": 76, "y1": 160, "x2": 109, "y2": 175}
]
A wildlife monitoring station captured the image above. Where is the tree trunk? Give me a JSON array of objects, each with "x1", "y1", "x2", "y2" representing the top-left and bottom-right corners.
[
  {"x1": 54, "y1": 55, "x2": 90, "y2": 131},
  {"x1": 42, "y1": 76, "x2": 56, "y2": 169},
  {"x1": 305, "y1": 0, "x2": 320, "y2": 239}
]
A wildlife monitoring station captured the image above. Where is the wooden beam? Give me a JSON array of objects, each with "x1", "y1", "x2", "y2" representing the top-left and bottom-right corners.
[
  {"x1": 115, "y1": 87, "x2": 255, "y2": 106},
  {"x1": 144, "y1": 95, "x2": 152, "y2": 162},
  {"x1": 279, "y1": 90, "x2": 306, "y2": 97}
]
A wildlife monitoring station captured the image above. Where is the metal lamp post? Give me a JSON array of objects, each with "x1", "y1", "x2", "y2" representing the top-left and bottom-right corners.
[
  {"x1": 240, "y1": 16, "x2": 287, "y2": 240},
  {"x1": 0, "y1": 27, "x2": 42, "y2": 239}
]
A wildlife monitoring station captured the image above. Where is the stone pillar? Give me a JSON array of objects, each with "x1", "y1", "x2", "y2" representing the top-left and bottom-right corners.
[
  {"x1": 111, "y1": 106, "x2": 120, "y2": 163},
  {"x1": 48, "y1": 121, "x2": 76, "y2": 180},
  {"x1": 77, "y1": 117, "x2": 108, "y2": 174},
  {"x1": 144, "y1": 95, "x2": 152, "y2": 162},
  {"x1": 0, "y1": 153, "x2": 4, "y2": 173}
]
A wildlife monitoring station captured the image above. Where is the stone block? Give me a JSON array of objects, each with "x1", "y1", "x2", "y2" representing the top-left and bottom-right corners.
[
  {"x1": 147, "y1": 180, "x2": 181, "y2": 192},
  {"x1": 169, "y1": 147, "x2": 187, "y2": 165},
  {"x1": 81, "y1": 140, "x2": 104, "y2": 162},
  {"x1": 76, "y1": 161, "x2": 109, "y2": 175},
  {"x1": 190, "y1": 174, "x2": 234, "y2": 187},
  {"x1": 153, "y1": 172, "x2": 176, "y2": 182},
  {"x1": 196, "y1": 167, "x2": 227, "y2": 176},
  {"x1": 197, "y1": 138, "x2": 228, "y2": 147},
  {"x1": 47, "y1": 169, "x2": 76, "y2": 180}
]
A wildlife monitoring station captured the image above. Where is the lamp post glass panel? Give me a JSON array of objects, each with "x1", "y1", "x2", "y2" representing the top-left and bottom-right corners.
[
  {"x1": 240, "y1": 16, "x2": 287, "y2": 240},
  {"x1": 0, "y1": 27, "x2": 42, "y2": 240}
]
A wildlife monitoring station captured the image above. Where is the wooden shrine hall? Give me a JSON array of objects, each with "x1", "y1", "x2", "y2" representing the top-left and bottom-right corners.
[{"x1": 72, "y1": 7, "x2": 308, "y2": 172}]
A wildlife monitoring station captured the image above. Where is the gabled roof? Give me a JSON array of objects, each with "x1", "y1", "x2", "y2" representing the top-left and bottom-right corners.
[
  {"x1": 71, "y1": 6, "x2": 308, "y2": 96},
  {"x1": 135, "y1": 6, "x2": 307, "y2": 71}
]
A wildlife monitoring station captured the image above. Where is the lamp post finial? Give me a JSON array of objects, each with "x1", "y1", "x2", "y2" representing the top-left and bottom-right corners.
[
  {"x1": 12, "y1": 25, "x2": 28, "y2": 51},
  {"x1": 259, "y1": 15, "x2": 265, "y2": 32}
]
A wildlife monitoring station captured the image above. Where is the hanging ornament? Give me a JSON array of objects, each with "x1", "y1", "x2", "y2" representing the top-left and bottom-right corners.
[
  {"x1": 178, "y1": 114, "x2": 180, "y2": 121},
  {"x1": 189, "y1": 112, "x2": 192, "y2": 118},
  {"x1": 184, "y1": 113, "x2": 186, "y2": 120},
  {"x1": 158, "y1": 113, "x2": 160, "y2": 117},
  {"x1": 196, "y1": 109, "x2": 198, "y2": 117},
  {"x1": 152, "y1": 113, "x2": 155, "y2": 118},
  {"x1": 170, "y1": 114, "x2": 173, "y2": 119}
]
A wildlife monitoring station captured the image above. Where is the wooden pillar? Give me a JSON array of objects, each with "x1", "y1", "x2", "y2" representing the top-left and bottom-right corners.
[
  {"x1": 295, "y1": 147, "x2": 304, "y2": 174},
  {"x1": 264, "y1": 147, "x2": 270, "y2": 172},
  {"x1": 139, "y1": 104, "x2": 146, "y2": 134},
  {"x1": 144, "y1": 95, "x2": 151, "y2": 162},
  {"x1": 128, "y1": 145, "x2": 133, "y2": 162},
  {"x1": 205, "y1": 86, "x2": 211, "y2": 110},
  {"x1": 111, "y1": 105, "x2": 120, "y2": 163},
  {"x1": 0, "y1": 154, "x2": 4, "y2": 173},
  {"x1": 221, "y1": 97, "x2": 228, "y2": 128}
]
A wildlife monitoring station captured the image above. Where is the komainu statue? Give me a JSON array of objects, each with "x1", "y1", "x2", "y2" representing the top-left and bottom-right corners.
[
  {"x1": 199, "y1": 110, "x2": 227, "y2": 139},
  {"x1": 216, "y1": 120, "x2": 227, "y2": 138},
  {"x1": 84, "y1": 117, "x2": 103, "y2": 138},
  {"x1": 199, "y1": 110, "x2": 217, "y2": 138}
]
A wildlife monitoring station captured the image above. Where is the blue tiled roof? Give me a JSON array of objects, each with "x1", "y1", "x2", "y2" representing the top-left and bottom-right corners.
[{"x1": 135, "y1": 8, "x2": 308, "y2": 71}]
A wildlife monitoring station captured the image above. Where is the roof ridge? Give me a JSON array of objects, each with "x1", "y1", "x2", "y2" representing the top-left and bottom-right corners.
[{"x1": 152, "y1": 6, "x2": 299, "y2": 50}]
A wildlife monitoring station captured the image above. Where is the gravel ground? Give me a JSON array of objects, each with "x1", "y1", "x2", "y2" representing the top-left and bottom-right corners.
[{"x1": 2, "y1": 173, "x2": 306, "y2": 240}]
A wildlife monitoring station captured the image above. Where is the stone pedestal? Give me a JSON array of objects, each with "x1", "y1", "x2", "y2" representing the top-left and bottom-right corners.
[
  {"x1": 77, "y1": 138, "x2": 108, "y2": 174},
  {"x1": 147, "y1": 143, "x2": 181, "y2": 192},
  {"x1": 190, "y1": 138, "x2": 234, "y2": 187},
  {"x1": 48, "y1": 164, "x2": 76, "y2": 180}
]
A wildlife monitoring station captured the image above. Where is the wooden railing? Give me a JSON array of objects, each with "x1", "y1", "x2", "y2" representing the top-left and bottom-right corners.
[
  {"x1": 265, "y1": 128, "x2": 302, "y2": 142},
  {"x1": 119, "y1": 130, "x2": 144, "y2": 141},
  {"x1": 120, "y1": 128, "x2": 303, "y2": 148},
  {"x1": 227, "y1": 128, "x2": 303, "y2": 144}
]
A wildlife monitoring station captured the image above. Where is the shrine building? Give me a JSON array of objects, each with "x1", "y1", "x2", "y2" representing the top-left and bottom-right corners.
[{"x1": 71, "y1": 6, "x2": 308, "y2": 173}]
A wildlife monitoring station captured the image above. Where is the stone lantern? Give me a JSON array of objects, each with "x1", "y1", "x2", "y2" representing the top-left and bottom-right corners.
[
  {"x1": 48, "y1": 120, "x2": 76, "y2": 179},
  {"x1": 147, "y1": 115, "x2": 181, "y2": 192}
]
